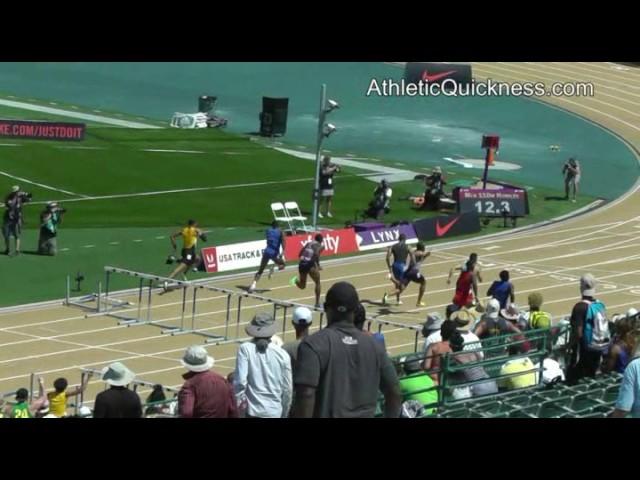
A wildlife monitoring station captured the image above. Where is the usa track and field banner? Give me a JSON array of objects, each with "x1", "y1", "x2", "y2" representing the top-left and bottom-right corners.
[
  {"x1": 355, "y1": 224, "x2": 419, "y2": 251},
  {"x1": 412, "y1": 212, "x2": 481, "y2": 241},
  {"x1": 201, "y1": 239, "x2": 268, "y2": 273},
  {"x1": 283, "y1": 228, "x2": 359, "y2": 261},
  {"x1": 0, "y1": 119, "x2": 86, "y2": 141}
]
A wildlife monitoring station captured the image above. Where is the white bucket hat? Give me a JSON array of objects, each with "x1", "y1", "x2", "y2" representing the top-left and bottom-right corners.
[
  {"x1": 180, "y1": 345, "x2": 214, "y2": 373},
  {"x1": 101, "y1": 362, "x2": 136, "y2": 387}
]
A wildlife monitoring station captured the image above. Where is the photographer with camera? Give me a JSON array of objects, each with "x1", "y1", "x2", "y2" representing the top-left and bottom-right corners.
[
  {"x1": 562, "y1": 157, "x2": 581, "y2": 203},
  {"x1": 422, "y1": 166, "x2": 447, "y2": 210},
  {"x1": 2, "y1": 185, "x2": 32, "y2": 256},
  {"x1": 38, "y1": 202, "x2": 65, "y2": 256},
  {"x1": 365, "y1": 179, "x2": 393, "y2": 220},
  {"x1": 318, "y1": 156, "x2": 340, "y2": 219}
]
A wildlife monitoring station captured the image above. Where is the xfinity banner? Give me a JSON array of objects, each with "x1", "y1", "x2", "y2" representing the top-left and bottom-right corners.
[
  {"x1": 0, "y1": 119, "x2": 86, "y2": 141},
  {"x1": 356, "y1": 224, "x2": 419, "y2": 251}
]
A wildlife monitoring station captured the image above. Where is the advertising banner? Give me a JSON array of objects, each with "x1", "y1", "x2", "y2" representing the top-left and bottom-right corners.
[{"x1": 0, "y1": 119, "x2": 86, "y2": 141}]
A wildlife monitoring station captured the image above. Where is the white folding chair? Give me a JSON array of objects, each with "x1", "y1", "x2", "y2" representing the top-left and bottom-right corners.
[
  {"x1": 284, "y1": 201, "x2": 310, "y2": 232},
  {"x1": 271, "y1": 202, "x2": 294, "y2": 233}
]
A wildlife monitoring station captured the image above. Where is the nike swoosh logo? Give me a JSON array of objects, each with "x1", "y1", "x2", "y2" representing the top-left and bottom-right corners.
[
  {"x1": 421, "y1": 70, "x2": 457, "y2": 83},
  {"x1": 436, "y1": 216, "x2": 460, "y2": 237}
]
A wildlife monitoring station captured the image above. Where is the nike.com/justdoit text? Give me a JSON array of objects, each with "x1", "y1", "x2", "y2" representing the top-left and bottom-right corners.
[{"x1": 365, "y1": 78, "x2": 595, "y2": 98}]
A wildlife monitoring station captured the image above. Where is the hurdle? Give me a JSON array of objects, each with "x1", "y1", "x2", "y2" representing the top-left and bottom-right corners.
[
  {"x1": 64, "y1": 275, "x2": 131, "y2": 313},
  {"x1": 101, "y1": 266, "x2": 187, "y2": 334},
  {"x1": 195, "y1": 283, "x2": 325, "y2": 344}
]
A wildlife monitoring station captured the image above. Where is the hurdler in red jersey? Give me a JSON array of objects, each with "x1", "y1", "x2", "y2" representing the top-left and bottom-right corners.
[{"x1": 448, "y1": 253, "x2": 482, "y2": 308}]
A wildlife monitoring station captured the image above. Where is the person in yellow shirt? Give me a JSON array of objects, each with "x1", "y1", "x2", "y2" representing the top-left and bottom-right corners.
[
  {"x1": 165, "y1": 220, "x2": 207, "y2": 289},
  {"x1": 47, "y1": 372, "x2": 92, "y2": 418},
  {"x1": 499, "y1": 357, "x2": 537, "y2": 391}
]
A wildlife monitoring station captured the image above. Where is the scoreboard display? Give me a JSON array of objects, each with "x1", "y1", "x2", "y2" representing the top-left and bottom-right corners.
[{"x1": 458, "y1": 188, "x2": 529, "y2": 217}]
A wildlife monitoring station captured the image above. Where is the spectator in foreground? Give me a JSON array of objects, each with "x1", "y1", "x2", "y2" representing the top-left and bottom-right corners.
[
  {"x1": 93, "y1": 362, "x2": 142, "y2": 418},
  {"x1": 449, "y1": 332, "x2": 498, "y2": 398},
  {"x1": 487, "y1": 270, "x2": 515, "y2": 309},
  {"x1": 474, "y1": 299, "x2": 509, "y2": 336},
  {"x1": 566, "y1": 274, "x2": 610, "y2": 385},
  {"x1": 610, "y1": 329, "x2": 640, "y2": 418},
  {"x1": 421, "y1": 314, "x2": 445, "y2": 354},
  {"x1": 47, "y1": 372, "x2": 92, "y2": 418},
  {"x1": 397, "y1": 354, "x2": 438, "y2": 415},
  {"x1": 178, "y1": 345, "x2": 237, "y2": 418},
  {"x1": 234, "y1": 313, "x2": 292, "y2": 418},
  {"x1": 451, "y1": 309, "x2": 484, "y2": 358},
  {"x1": 4, "y1": 377, "x2": 48, "y2": 418},
  {"x1": 423, "y1": 319, "x2": 457, "y2": 383},
  {"x1": 602, "y1": 317, "x2": 636, "y2": 374},
  {"x1": 291, "y1": 282, "x2": 401, "y2": 418},
  {"x1": 499, "y1": 357, "x2": 537, "y2": 391},
  {"x1": 282, "y1": 306, "x2": 313, "y2": 373},
  {"x1": 527, "y1": 292, "x2": 552, "y2": 330},
  {"x1": 354, "y1": 303, "x2": 386, "y2": 348}
]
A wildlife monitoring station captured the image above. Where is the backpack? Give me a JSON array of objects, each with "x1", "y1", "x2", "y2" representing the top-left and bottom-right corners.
[
  {"x1": 530, "y1": 311, "x2": 552, "y2": 330},
  {"x1": 582, "y1": 299, "x2": 610, "y2": 352}
]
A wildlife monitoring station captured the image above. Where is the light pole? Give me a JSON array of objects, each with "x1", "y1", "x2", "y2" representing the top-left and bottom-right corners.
[{"x1": 311, "y1": 84, "x2": 339, "y2": 231}]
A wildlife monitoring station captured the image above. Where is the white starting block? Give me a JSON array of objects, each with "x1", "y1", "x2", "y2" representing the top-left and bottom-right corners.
[{"x1": 170, "y1": 112, "x2": 209, "y2": 129}]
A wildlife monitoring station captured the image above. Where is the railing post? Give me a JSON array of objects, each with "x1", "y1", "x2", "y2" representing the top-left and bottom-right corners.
[{"x1": 236, "y1": 296, "x2": 243, "y2": 339}]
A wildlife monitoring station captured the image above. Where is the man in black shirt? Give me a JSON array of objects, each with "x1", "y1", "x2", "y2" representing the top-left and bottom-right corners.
[
  {"x1": 291, "y1": 282, "x2": 402, "y2": 418},
  {"x1": 94, "y1": 362, "x2": 142, "y2": 418},
  {"x1": 318, "y1": 156, "x2": 340, "y2": 219},
  {"x1": 566, "y1": 274, "x2": 606, "y2": 385}
]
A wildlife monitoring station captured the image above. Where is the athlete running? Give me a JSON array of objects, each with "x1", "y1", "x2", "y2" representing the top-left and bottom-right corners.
[
  {"x1": 383, "y1": 241, "x2": 431, "y2": 307},
  {"x1": 447, "y1": 253, "x2": 483, "y2": 308},
  {"x1": 163, "y1": 219, "x2": 206, "y2": 292},
  {"x1": 248, "y1": 221, "x2": 286, "y2": 293},
  {"x1": 382, "y1": 234, "x2": 411, "y2": 306},
  {"x1": 290, "y1": 234, "x2": 324, "y2": 308}
]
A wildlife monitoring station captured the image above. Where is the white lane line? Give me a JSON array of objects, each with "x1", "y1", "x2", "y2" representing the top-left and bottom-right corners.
[
  {"x1": 142, "y1": 149, "x2": 205, "y2": 154},
  {"x1": 108, "y1": 242, "x2": 120, "y2": 246},
  {"x1": 0, "y1": 144, "x2": 21, "y2": 147},
  {"x1": 133, "y1": 239, "x2": 143, "y2": 243},
  {"x1": 28, "y1": 176, "x2": 316, "y2": 205},
  {"x1": 0, "y1": 170, "x2": 89, "y2": 198},
  {"x1": 483, "y1": 246, "x2": 500, "y2": 251},
  {"x1": 55, "y1": 146, "x2": 107, "y2": 150},
  {"x1": 82, "y1": 245, "x2": 95, "y2": 248},
  {"x1": 59, "y1": 248, "x2": 70, "y2": 252},
  {"x1": 0, "y1": 98, "x2": 161, "y2": 129},
  {"x1": 155, "y1": 236, "x2": 165, "y2": 240}
]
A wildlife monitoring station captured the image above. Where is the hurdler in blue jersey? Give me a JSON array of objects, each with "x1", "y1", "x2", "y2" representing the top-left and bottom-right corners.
[{"x1": 249, "y1": 221, "x2": 286, "y2": 292}]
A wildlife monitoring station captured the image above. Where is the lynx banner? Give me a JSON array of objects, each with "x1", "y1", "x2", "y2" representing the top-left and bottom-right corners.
[
  {"x1": 0, "y1": 119, "x2": 86, "y2": 141},
  {"x1": 355, "y1": 224, "x2": 419, "y2": 251}
]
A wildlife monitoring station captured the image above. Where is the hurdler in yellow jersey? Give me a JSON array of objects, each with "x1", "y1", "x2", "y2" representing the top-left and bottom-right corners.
[{"x1": 166, "y1": 219, "x2": 207, "y2": 288}]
